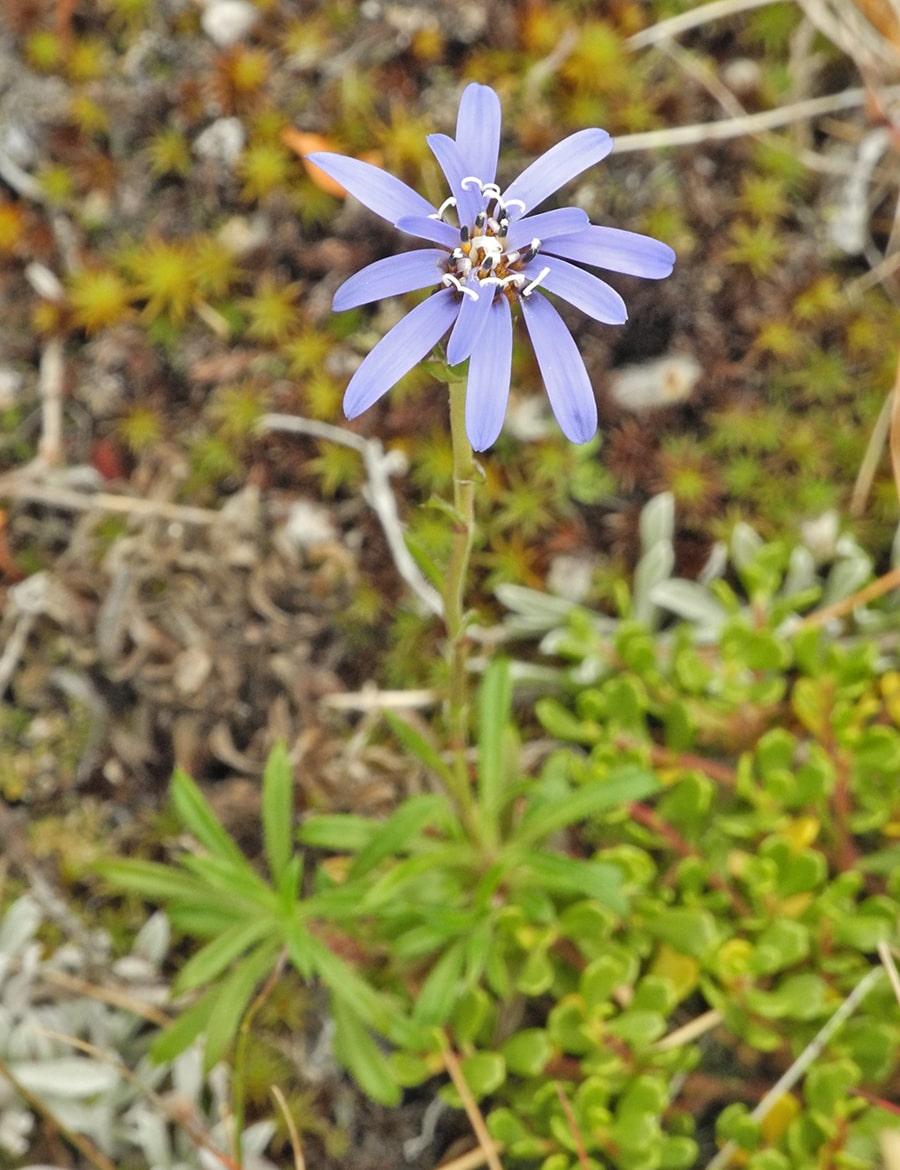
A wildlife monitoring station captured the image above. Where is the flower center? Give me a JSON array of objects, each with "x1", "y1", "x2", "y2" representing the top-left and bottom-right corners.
[{"x1": 433, "y1": 179, "x2": 549, "y2": 303}]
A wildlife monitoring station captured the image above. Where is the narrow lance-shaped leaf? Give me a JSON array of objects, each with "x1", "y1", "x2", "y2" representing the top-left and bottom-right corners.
[
  {"x1": 296, "y1": 813, "x2": 378, "y2": 852},
  {"x1": 413, "y1": 936, "x2": 468, "y2": 1027},
  {"x1": 517, "y1": 852, "x2": 627, "y2": 915},
  {"x1": 514, "y1": 766, "x2": 660, "y2": 848},
  {"x1": 178, "y1": 852, "x2": 276, "y2": 908},
  {"x1": 203, "y1": 938, "x2": 283, "y2": 1070},
  {"x1": 150, "y1": 986, "x2": 217, "y2": 1064},
  {"x1": 305, "y1": 933, "x2": 428, "y2": 1050},
  {"x1": 174, "y1": 914, "x2": 277, "y2": 995},
  {"x1": 262, "y1": 741, "x2": 294, "y2": 884},
  {"x1": 171, "y1": 768, "x2": 253, "y2": 870},
  {"x1": 96, "y1": 858, "x2": 217, "y2": 905},
  {"x1": 331, "y1": 994, "x2": 402, "y2": 1107},
  {"x1": 383, "y1": 711, "x2": 456, "y2": 790},
  {"x1": 476, "y1": 657, "x2": 513, "y2": 847},
  {"x1": 349, "y1": 793, "x2": 452, "y2": 880}
]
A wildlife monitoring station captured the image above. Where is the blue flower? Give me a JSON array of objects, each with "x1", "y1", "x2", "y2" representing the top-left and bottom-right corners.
[{"x1": 306, "y1": 83, "x2": 675, "y2": 451}]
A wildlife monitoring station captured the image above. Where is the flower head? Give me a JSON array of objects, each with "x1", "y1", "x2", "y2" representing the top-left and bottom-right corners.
[{"x1": 306, "y1": 83, "x2": 675, "y2": 451}]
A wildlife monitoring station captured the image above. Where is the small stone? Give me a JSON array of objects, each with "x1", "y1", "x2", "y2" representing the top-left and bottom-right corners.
[
  {"x1": 281, "y1": 500, "x2": 337, "y2": 550},
  {"x1": 173, "y1": 645, "x2": 213, "y2": 696},
  {"x1": 200, "y1": 0, "x2": 258, "y2": 47},
  {"x1": 608, "y1": 354, "x2": 702, "y2": 413},
  {"x1": 194, "y1": 116, "x2": 246, "y2": 166},
  {"x1": 547, "y1": 555, "x2": 595, "y2": 604},
  {"x1": 0, "y1": 367, "x2": 23, "y2": 409}
]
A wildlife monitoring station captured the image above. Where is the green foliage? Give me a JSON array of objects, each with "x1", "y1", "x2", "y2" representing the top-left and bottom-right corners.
[
  {"x1": 723, "y1": 220, "x2": 786, "y2": 277},
  {"x1": 238, "y1": 140, "x2": 296, "y2": 203},
  {"x1": 488, "y1": 505, "x2": 900, "y2": 1164},
  {"x1": 240, "y1": 276, "x2": 300, "y2": 344},
  {"x1": 98, "y1": 523, "x2": 900, "y2": 1164},
  {"x1": 97, "y1": 742, "x2": 419, "y2": 1103},
  {"x1": 147, "y1": 127, "x2": 192, "y2": 178},
  {"x1": 66, "y1": 266, "x2": 134, "y2": 333}
]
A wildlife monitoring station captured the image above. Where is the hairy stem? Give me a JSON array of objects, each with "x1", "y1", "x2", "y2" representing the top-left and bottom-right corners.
[{"x1": 442, "y1": 369, "x2": 482, "y2": 844}]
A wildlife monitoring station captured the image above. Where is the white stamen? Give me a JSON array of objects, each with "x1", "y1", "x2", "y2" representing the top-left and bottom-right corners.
[
  {"x1": 502, "y1": 197, "x2": 526, "y2": 215},
  {"x1": 429, "y1": 195, "x2": 458, "y2": 220},
  {"x1": 470, "y1": 234, "x2": 504, "y2": 264},
  {"x1": 521, "y1": 265, "x2": 551, "y2": 296},
  {"x1": 480, "y1": 182, "x2": 502, "y2": 200},
  {"x1": 442, "y1": 273, "x2": 479, "y2": 300},
  {"x1": 461, "y1": 176, "x2": 484, "y2": 190}
]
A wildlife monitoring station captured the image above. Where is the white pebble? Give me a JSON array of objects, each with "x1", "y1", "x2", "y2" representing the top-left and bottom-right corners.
[
  {"x1": 608, "y1": 353, "x2": 701, "y2": 412},
  {"x1": 200, "y1": 0, "x2": 258, "y2": 47},
  {"x1": 194, "y1": 116, "x2": 246, "y2": 166}
]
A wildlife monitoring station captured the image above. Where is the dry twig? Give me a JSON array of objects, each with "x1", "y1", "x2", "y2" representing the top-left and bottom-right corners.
[
  {"x1": 626, "y1": 0, "x2": 780, "y2": 50},
  {"x1": 440, "y1": 1036, "x2": 504, "y2": 1170},
  {"x1": 613, "y1": 83, "x2": 900, "y2": 154},
  {"x1": 259, "y1": 413, "x2": 442, "y2": 617},
  {"x1": 704, "y1": 966, "x2": 884, "y2": 1169}
]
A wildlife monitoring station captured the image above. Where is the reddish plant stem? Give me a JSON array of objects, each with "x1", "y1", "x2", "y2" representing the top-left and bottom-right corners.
[{"x1": 628, "y1": 801, "x2": 752, "y2": 917}]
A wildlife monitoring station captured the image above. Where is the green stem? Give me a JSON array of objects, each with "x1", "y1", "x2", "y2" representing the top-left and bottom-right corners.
[{"x1": 441, "y1": 368, "x2": 482, "y2": 844}]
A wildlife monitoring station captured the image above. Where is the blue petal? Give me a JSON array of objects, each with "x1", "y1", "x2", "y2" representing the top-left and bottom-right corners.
[
  {"x1": 543, "y1": 225, "x2": 676, "y2": 278},
  {"x1": 505, "y1": 207, "x2": 590, "y2": 251},
  {"x1": 446, "y1": 277, "x2": 494, "y2": 366},
  {"x1": 344, "y1": 288, "x2": 459, "y2": 419},
  {"x1": 520, "y1": 292, "x2": 598, "y2": 444},
  {"x1": 427, "y1": 133, "x2": 483, "y2": 227},
  {"x1": 501, "y1": 129, "x2": 613, "y2": 219},
  {"x1": 394, "y1": 215, "x2": 460, "y2": 248},
  {"x1": 534, "y1": 256, "x2": 627, "y2": 325},
  {"x1": 305, "y1": 152, "x2": 435, "y2": 223},
  {"x1": 466, "y1": 296, "x2": 512, "y2": 451},
  {"x1": 333, "y1": 249, "x2": 447, "y2": 311},
  {"x1": 455, "y1": 83, "x2": 502, "y2": 187}
]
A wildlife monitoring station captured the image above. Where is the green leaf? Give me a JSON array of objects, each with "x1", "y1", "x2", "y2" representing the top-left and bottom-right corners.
[
  {"x1": 804, "y1": 1058, "x2": 859, "y2": 1116},
  {"x1": 644, "y1": 907, "x2": 719, "y2": 958},
  {"x1": 750, "y1": 920, "x2": 810, "y2": 975},
  {"x1": 451, "y1": 986, "x2": 493, "y2": 1046},
  {"x1": 174, "y1": 915, "x2": 276, "y2": 994},
  {"x1": 171, "y1": 768, "x2": 250, "y2": 869},
  {"x1": 296, "y1": 813, "x2": 377, "y2": 852},
  {"x1": 361, "y1": 844, "x2": 476, "y2": 909},
  {"x1": 383, "y1": 712, "x2": 455, "y2": 789},
  {"x1": 276, "y1": 854, "x2": 303, "y2": 909},
  {"x1": 96, "y1": 859, "x2": 214, "y2": 904},
  {"x1": 414, "y1": 937, "x2": 467, "y2": 1026},
  {"x1": 403, "y1": 530, "x2": 444, "y2": 590},
  {"x1": 167, "y1": 903, "x2": 248, "y2": 937},
  {"x1": 178, "y1": 853, "x2": 274, "y2": 906},
  {"x1": 204, "y1": 939, "x2": 282, "y2": 1069},
  {"x1": 349, "y1": 794, "x2": 450, "y2": 880},
  {"x1": 262, "y1": 741, "x2": 293, "y2": 884},
  {"x1": 535, "y1": 697, "x2": 599, "y2": 744},
  {"x1": 581, "y1": 952, "x2": 636, "y2": 1009},
  {"x1": 442, "y1": 1051, "x2": 505, "y2": 1104},
  {"x1": 331, "y1": 995, "x2": 402, "y2": 1106},
  {"x1": 607, "y1": 1009, "x2": 667, "y2": 1048},
  {"x1": 518, "y1": 852, "x2": 627, "y2": 914},
  {"x1": 150, "y1": 987, "x2": 217, "y2": 1064},
  {"x1": 304, "y1": 933, "x2": 425, "y2": 1049},
  {"x1": 514, "y1": 766, "x2": 660, "y2": 848},
  {"x1": 477, "y1": 657, "x2": 513, "y2": 843},
  {"x1": 501, "y1": 1028, "x2": 553, "y2": 1077}
]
